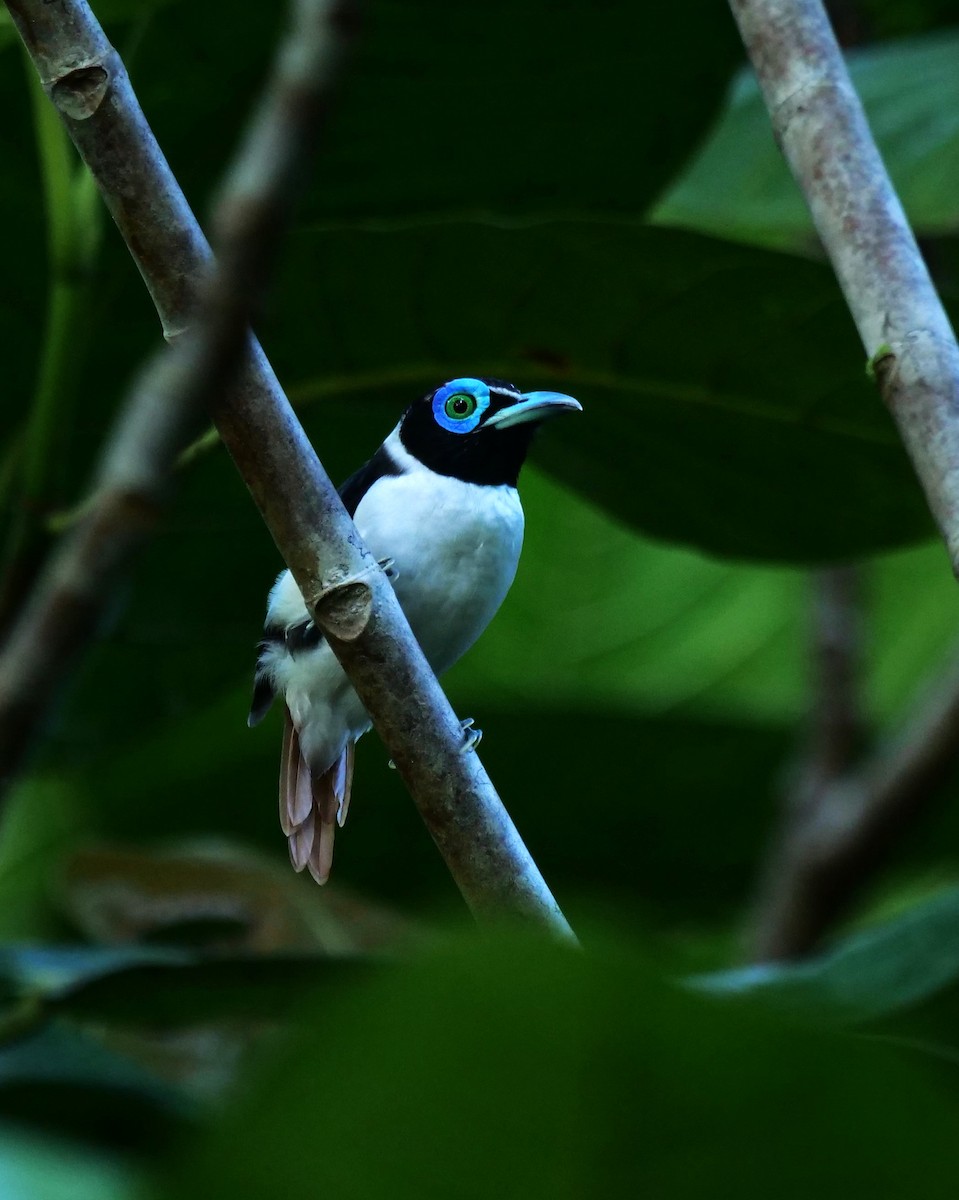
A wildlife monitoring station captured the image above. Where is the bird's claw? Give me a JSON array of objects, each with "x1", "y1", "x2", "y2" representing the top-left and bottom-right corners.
[
  {"x1": 387, "y1": 719, "x2": 482, "y2": 767},
  {"x1": 378, "y1": 556, "x2": 398, "y2": 581},
  {"x1": 285, "y1": 618, "x2": 320, "y2": 654},
  {"x1": 459, "y1": 717, "x2": 482, "y2": 752}
]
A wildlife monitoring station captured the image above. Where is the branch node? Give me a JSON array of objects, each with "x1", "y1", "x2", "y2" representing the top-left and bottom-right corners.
[
  {"x1": 313, "y1": 575, "x2": 376, "y2": 641},
  {"x1": 51, "y1": 64, "x2": 109, "y2": 120},
  {"x1": 866, "y1": 342, "x2": 895, "y2": 384}
]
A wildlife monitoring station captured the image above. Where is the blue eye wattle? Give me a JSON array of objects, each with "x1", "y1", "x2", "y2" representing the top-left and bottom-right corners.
[{"x1": 431, "y1": 378, "x2": 490, "y2": 434}]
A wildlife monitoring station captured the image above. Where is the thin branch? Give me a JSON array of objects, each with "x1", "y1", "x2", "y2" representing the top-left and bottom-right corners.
[
  {"x1": 802, "y1": 566, "x2": 865, "y2": 791},
  {"x1": 0, "y1": 0, "x2": 341, "y2": 799},
  {"x1": 3, "y1": 0, "x2": 575, "y2": 940},
  {"x1": 749, "y1": 566, "x2": 866, "y2": 959},
  {"x1": 729, "y1": 0, "x2": 959, "y2": 572},
  {"x1": 750, "y1": 645, "x2": 959, "y2": 960}
]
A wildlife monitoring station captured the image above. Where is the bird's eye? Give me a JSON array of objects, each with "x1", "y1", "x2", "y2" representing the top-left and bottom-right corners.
[
  {"x1": 444, "y1": 393, "x2": 477, "y2": 421},
  {"x1": 431, "y1": 378, "x2": 490, "y2": 433}
]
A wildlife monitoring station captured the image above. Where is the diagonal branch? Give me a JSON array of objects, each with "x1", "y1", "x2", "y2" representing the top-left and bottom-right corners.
[
  {"x1": 2, "y1": 0, "x2": 575, "y2": 940},
  {"x1": 728, "y1": 0, "x2": 959, "y2": 570},
  {"x1": 0, "y1": 0, "x2": 346, "y2": 806}
]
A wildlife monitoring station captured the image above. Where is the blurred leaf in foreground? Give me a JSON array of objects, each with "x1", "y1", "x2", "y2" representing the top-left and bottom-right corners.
[{"x1": 164, "y1": 933, "x2": 959, "y2": 1200}]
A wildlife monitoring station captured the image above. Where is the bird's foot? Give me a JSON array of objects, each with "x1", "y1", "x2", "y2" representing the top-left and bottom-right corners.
[
  {"x1": 378, "y1": 556, "x2": 398, "y2": 580},
  {"x1": 459, "y1": 717, "x2": 483, "y2": 752},
  {"x1": 386, "y1": 718, "x2": 482, "y2": 768},
  {"x1": 285, "y1": 618, "x2": 321, "y2": 654}
]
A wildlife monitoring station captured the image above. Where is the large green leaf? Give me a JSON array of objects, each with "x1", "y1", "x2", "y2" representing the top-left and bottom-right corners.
[
  {"x1": 0, "y1": 1, "x2": 935, "y2": 572},
  {"x1": 136, "y1": 0, "x2": 740, "y2": 225},
  {"x1": 0, "y1": 943, "x2": 188, "y2": 998},
  {"x1": 0, "y1": 0, "x2": 738, "y2": 501},
  {"x1": 265, "y1": 221, "x2": 933, "y2": 560},
  {"x1": 4, "y1": 0, "x2": 931, "y2": 564},
  {"x1": 655, "y1": 29, "x2": 959, "y2": 251}
]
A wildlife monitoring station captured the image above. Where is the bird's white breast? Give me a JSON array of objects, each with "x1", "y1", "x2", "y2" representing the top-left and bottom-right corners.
[{"x1": 354, "y1": 465, "x2": 524, "y2": 673}]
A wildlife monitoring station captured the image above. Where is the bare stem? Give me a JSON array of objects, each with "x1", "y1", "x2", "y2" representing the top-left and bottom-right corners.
[
  {"x1": 751, "y1": 645, "x2": 959, "y2": 960},
  {"x1": 803, "y1": 566, "x2": 865, "y2": 790},
  {"x1": 729, "y1": 0, "x2": 959, "y2": 571},
  {"x1": 749, "y1": 567, "x2": 865, "y2": 959},
  {"x1": 2, "y1": 0, "x2": 575, "y2": 940}
]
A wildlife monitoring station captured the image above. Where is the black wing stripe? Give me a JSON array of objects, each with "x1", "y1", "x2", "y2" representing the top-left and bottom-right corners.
[
  {"x1": 338, "y1": 444, "x2": 402, "y2": 517},
  {"x1": 249, "y1": 443, "x2": 402, "y2": 726},
  {"x1": 285, "y1": 619, "x2": 324, "y2": 656}
]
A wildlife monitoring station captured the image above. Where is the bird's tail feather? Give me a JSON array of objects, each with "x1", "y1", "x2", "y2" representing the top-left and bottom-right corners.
[{"x1": 280, "y1": 707, "x2": 354, "y2": 885}]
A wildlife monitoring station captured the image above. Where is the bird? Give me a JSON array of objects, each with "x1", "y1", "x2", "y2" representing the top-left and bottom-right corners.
[{"x1": 248, "y1": 376, "x2": 582, "y2": 884}]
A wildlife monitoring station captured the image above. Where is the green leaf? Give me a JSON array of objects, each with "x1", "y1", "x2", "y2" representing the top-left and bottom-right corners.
[
  {"x1": 0, "y1": 0, "x2": 739, "y2": 504},
  {"x1": 49, "y1": 956, "x2": 360, "y2": 1028},
  {"x1": 690, "y1": 885, "x2": 959, "y2": 1024},
  {"x1": 132, "y1": 0, "x2": 741, "y2": 225},
  {"x1": 0, "y1": 944, "x2": 188, "y2": 999},
  {"x1": 0, "y1": 1021, "x2": 189, "y2": 1150},
  {"x1": 268, "y1": 221, "x2": 932, "y2": 561},
  {"x1": 654, "y1": 29, "x2": 959, "y2": 251}
]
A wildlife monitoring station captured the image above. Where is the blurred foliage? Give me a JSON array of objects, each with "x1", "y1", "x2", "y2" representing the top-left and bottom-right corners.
[{"x1": 3, "y1": 0, "x2": 959, "y2": 1195}]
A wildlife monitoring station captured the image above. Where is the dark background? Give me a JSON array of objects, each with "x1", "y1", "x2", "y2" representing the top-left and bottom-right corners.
[{"x1": 3, "y1": 0, "x2": 959, "y2": 1194}]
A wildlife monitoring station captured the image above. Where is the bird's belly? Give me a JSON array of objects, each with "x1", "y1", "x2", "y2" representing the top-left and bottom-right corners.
[
  {"x1": 264, "y1": 474, "x2": 523, "y2": 774},
  {"x1": 356, "y1": 475, "x2": 524, "y2": 674}
]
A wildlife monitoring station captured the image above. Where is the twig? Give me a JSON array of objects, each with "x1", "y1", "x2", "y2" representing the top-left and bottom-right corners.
[
  {"x1": 749, "y1": 567, "x2": 865, "y2": 959},
  {"x1": 750, "y1": 645, "x2": 959, "y2": 960},
  {"x1": 4, "y1": 0, "x2": 575, "y2": 940},
  {"x1": 0, "y1": 0, "x2": 340, "y2": 798},
  {"x1": 801, "y1": 566, "x2": 865, "y2": 791},
  {"x1": 729, "y1": 0, "x2": 959, "y2": 571}
]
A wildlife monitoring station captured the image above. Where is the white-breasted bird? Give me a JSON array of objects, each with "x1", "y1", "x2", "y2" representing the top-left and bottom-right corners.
[{"x1": 248, "y1": 376, "x2": 581, "y2": 883}]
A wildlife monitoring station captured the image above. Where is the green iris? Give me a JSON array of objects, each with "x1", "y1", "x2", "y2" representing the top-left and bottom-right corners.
[{"x1": 444, "y1": 392, "x2": 478, "y2": 421}]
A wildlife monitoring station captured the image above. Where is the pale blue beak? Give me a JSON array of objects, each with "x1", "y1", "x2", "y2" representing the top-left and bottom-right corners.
[{"x1": 484, "y1": 390, "x2": 582, "y2": 430}]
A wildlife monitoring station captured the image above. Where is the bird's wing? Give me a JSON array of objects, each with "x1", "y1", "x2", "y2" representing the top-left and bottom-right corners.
[
  {"x1": 248, "y1": 615, "x2": 329, "y2": 726},
  {"x1": 248, "y1": 444, "x2": 401, "y2": 726},
  {"x1": 248, "y1": 628, "x2": 282, "y2": 726},
  {"x1": 337, "y1": 444, "x2": 401, "y2": 517}
]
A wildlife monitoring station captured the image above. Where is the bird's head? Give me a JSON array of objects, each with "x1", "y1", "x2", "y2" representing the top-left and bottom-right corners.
[{"x1": 397, "y1": 376, "x2": 582, "y2": 486}]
